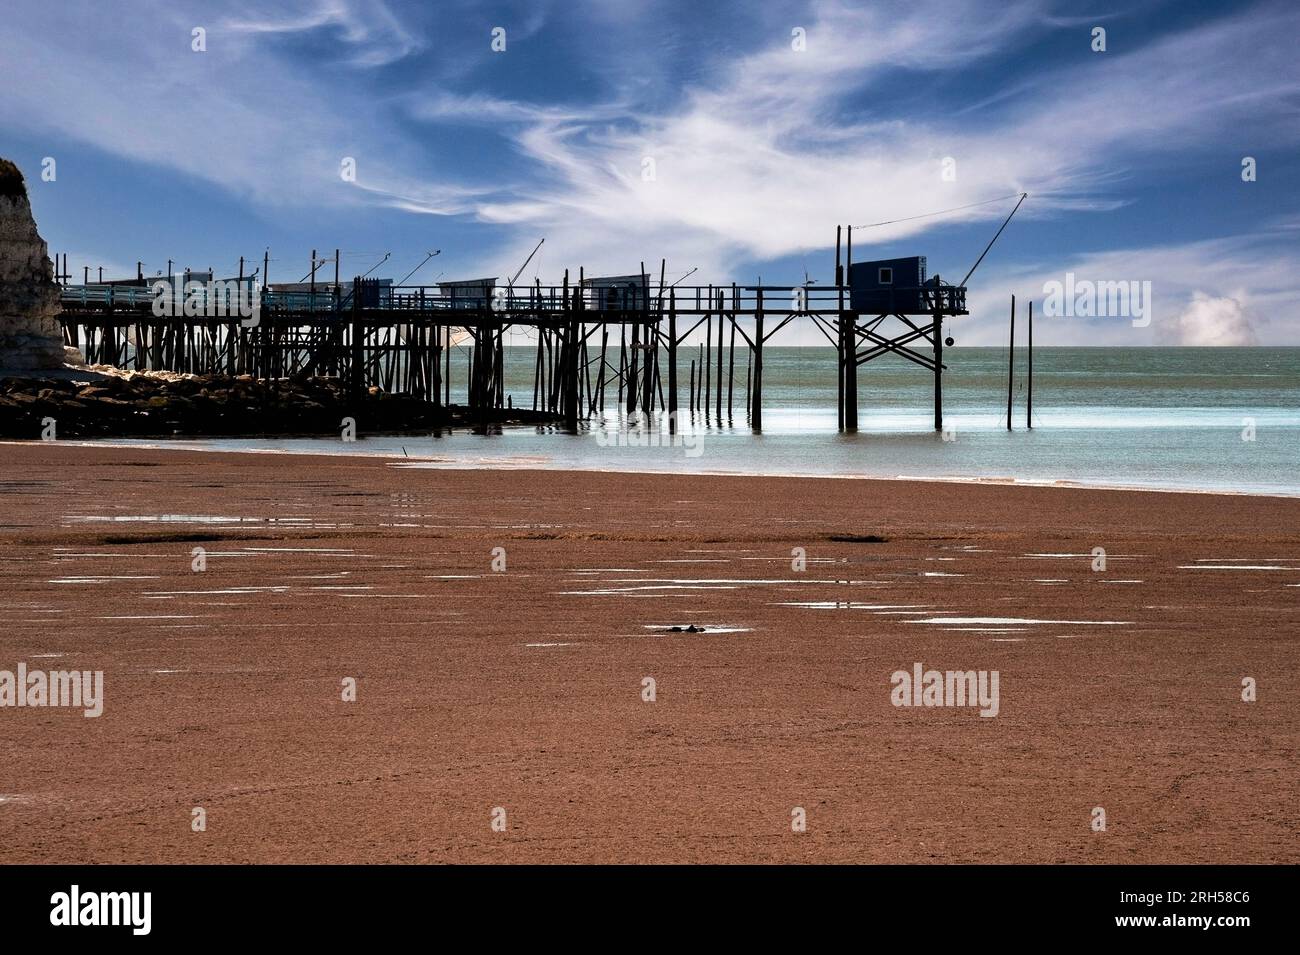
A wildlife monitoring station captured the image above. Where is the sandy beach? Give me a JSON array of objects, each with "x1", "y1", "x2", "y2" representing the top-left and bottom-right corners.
[{"x1": 0, "y1": 440, "x2": 1296, "y2": 864}]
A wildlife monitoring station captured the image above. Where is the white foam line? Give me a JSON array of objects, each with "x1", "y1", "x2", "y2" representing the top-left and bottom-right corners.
[
  {"x1": 242, "y1": 547, "x2": 355, "y2": 554},
  {"x1": 144, "y1": 587, "x2": 288, "y2": 595},
  {"x1": 908, "y1": 617, "x2": 1133, "y2": 626},
  {"x1": 37, "y1": 441, "x2": 1298, "y2": 499},
  {"x1": 1178, "y1": 565, "x2": 1290, "y2": 571},
  {"x1": 1019, "y1": 554, "x2": 1141, "y2": 559},
  {"x1": 651, "y1": 559, "x2": 731, "y2": 563},
  {"x1": 587, "y1": 578, "x2": 841, "y2": 585},
  {"x1": 99, "y1": 615, "x2": 204, "y2": 620},
  {"x1": 568, "y1": 568, "x2": 647, "y2": 573},
  {"x1": 1194, "y1": 558, "x2": 1300, "y2": 562},
  {"x1": 50, "y1": 576, "x2": 160, "y2": 583},
  {"x1": 558, "y1": 585, "x2": 740, "y2": 594},
  {"x1": 772, "y1": 602, "x2": 930, "y2": 610}
]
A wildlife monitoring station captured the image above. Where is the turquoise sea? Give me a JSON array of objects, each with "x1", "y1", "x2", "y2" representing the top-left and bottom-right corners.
[{"x1": 97, "y1": 347, "x2": 1300, "y2": 496}]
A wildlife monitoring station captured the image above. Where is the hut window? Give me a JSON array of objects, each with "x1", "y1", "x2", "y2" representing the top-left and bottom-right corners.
[{"x1": 879, "y1": 267, "x2": 893, "y2": 284}]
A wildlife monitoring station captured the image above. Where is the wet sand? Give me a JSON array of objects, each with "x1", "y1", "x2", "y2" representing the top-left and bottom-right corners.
[{"x1": 0, "y1": 441, "x2": 1296, "y2": 863}]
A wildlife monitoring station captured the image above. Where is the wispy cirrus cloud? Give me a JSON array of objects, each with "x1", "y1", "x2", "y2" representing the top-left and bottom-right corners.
[
  {"x1": 465, "y1": 0, "x2": 1300, "y2": 281},
  {"x1": 220, "y1": 0, "x2": 421, "y2": 67},
  {"x1": 3, "y1": 0, "x2": 1298, "y2": 341}
]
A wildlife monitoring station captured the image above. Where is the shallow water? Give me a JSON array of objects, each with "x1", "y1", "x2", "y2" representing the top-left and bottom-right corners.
[{"x1": 76, "y1": 347, "x2": 1300, "y2": 496}]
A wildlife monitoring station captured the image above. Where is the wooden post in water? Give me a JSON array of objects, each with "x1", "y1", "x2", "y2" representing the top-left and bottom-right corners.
[
  {"x1": 727, "y1": 304, "x2": 736, "y2": 418},
  {"x1": 645, "y1": 261, "x2": 663, "y2": 417},
  {"x1": 1026, "y1": 300, "x2": 1033, "y2": 429},
  {"x1": 565, "y1": 284, "x2": 580, "y2": 433},
  {"x1": 617, "y1": 325, "x2": 626, "y2": 406},
  {"x1": 626, "y1": 316, "x2": 640, "y2": 417},
  {"x1": 642, "y1": 324, "x2": 655, "y2": 417},
  {"x1": 1006, "y1": 293, "x2": 1015, "y2": 431},
  {"x1": 844, "y1": 311, "x2": 858, "y2": 432},
  {"x1": 349, "y1": 275, "x2": 363, "y2": 406},
  {"x1": 752, "y1": 287, "x2": 764, "y2": 432},
  {"x1": 667, "y1": 289, "x2": 678, "y2": 432},
  {"x1": 597, "y1": 324, "x2": 609, "y2": 413},
  {"x1": 715, "y1": 297, "x2": 724, "y2": 419},
  {"x1": 933, "y1": 274, "x2": 944, "y2": 432},
  {"x1": 837, "y1": 270, "x2": 845, "y2": 431},
  {"x1": 703, "y1": 313, "x2": 712, "y2": 418}
]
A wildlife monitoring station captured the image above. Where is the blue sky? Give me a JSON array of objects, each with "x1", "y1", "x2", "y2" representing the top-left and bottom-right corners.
[{"x1": 2, "y1": 0, "x2": 1298, "y2": 344}]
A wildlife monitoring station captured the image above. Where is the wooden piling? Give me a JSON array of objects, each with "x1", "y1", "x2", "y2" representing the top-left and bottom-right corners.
[
  {"x1": 349, "y1": 275, "x2": 363, "y2": 406},
  {"x1": 704, "y1": 314, "x2": 712, "y2": 418},
  {"x1": 844, "y1": 311, "x2": 858, "y2": 432},
  {"x1": 752, "y1": 288, "x2": 764, "y2": 432},
  {"x1": 1027, "y1": 299, "x2": 1033, "y2": 430},
  {"x1": 667, "y1": 289, "x2": 678, "y2": 431},
  {"x1": 715, "y1": 299, "x2": 724, "y2": 419},
  {"x1": 1006, "y1": 293, "x2": 1015, "y2": 431},
  {"x1": 727, "y1": 306, "x2": 736, "y2": 418}
]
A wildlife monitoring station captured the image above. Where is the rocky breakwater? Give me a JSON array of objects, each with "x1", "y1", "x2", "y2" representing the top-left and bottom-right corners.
[
  {"x1": 0, "y1": 158, "x2": 69, "y2": 371},
  {"x1": 0, "y1": 369, "x2": 560, "y2": 439}
]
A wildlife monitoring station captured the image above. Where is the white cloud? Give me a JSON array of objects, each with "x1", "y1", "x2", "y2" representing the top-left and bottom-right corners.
[
  {"x1": 1166, "y1": 293, "x2": 1257, "y2": 346},
  {"x1": 221, "y1": 0, "x2": 421, "y2": 67},
  {"x1": 962, "y1": 235, "x2": 1296, "y2": 346},
  {"x1": 4, "y1": 0, "x2": 1300, "y2": 344},
  {"x1": 466, "y1": 0, "x2": 1300, "y2": 289}
]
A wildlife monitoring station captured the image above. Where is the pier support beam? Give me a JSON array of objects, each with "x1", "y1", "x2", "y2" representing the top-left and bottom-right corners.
[
  {"x1": 1006, "y1": 293, "x2": 1015, "y2": 432},
  {"x1": 842, "y1": 311, "x2": 858, "y2": 432},
  {"x1": 626, "y1": 319, "x2": 640, "y2": 417},
  {"x1": 349, "y1": 276, "x2": 363, "y2": 406},
  {"x1": 934, "y1": 309, "x2": 944, "y2": 432},
  {"x1": 564, "y1": 288, "x2": 581, "y2": 433},
  {"x1": 667, "y1": 290, "x2": 678, "y2": 432},
  {"x1": 752, "y1": 289, "x2": 764, "y2": 432}
]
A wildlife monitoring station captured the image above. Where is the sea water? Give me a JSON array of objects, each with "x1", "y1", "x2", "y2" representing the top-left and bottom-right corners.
[{"x1": 93, "y1": 347, "x2": 1300, "y2": 496}]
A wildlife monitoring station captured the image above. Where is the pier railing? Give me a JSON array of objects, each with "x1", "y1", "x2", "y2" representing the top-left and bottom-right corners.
[
  {"x1": 59, "y1": 282, "x2": 966, "y2": 318},
  {"x1": 55, "y1": 274, "x2": 967, "y2": 435}
]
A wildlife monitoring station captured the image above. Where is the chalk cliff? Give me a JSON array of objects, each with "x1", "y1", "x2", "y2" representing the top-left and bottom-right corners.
[{"x1": 0, "y1": 158, "x2": 68, "y2": 370}]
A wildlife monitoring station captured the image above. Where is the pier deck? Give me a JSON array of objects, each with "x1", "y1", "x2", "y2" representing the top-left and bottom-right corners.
[{"x1": 55, "y1": 277, "x2": 969, "y2": 433}]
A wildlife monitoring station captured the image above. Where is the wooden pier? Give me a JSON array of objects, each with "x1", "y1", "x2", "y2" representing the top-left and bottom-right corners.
[{"x1": 56, "y1": 266, "x2": 968, "y2": 434}]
